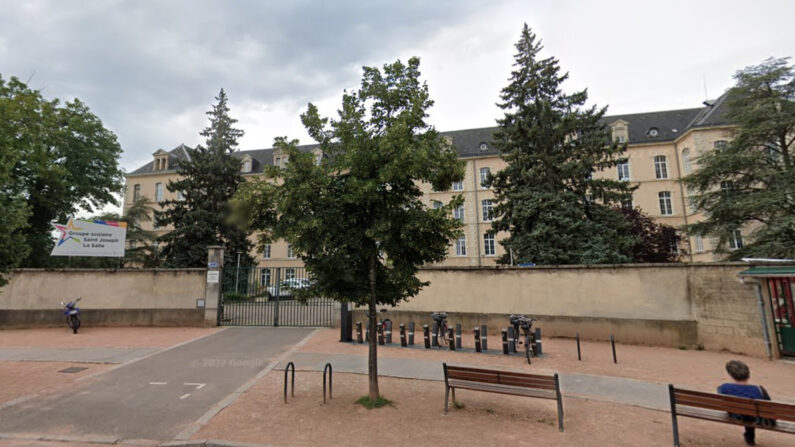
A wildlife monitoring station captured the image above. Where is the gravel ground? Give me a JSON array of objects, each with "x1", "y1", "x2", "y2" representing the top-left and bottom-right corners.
[
  {"x1": 0, "y1": 361, "x2": 111, "y2": 407},
  {"x1": 194, "y1": 371, "x2": 795, "y2": 447}
]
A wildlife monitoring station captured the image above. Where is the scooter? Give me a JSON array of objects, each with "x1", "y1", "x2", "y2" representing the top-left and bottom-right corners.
[{"x1": 61, "y1": 298, "x2": 81, "y2": 334}]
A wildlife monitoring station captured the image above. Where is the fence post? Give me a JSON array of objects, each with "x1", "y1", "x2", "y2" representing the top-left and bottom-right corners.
[
  {"x1": 399, "y1": 324, "x2": 407, "y2": 347},
  {"x1": 206, "y1": 245, "x2": 224, "y2": 326},
  {"x1": 408, "y1": 322, "x2": 415, "y2": 345},
  {"x1": 611, "y1": 334, "x2": 617, "y2": 364},
  {"x1": 474, "y1": 327, "x2": 481, "y2": 352},
  {"x1": 273, "y1": 267, "x2": 281, "y2": 327},
  {"x1": 481, "y1": 325, "x2": 487, "y2": 351},
  {"x1": 576, "y1": 332, "x2": 581, "y2": 361},
  {"x1": 502, "y1": 329, "x2": 509, "y2": 354}
]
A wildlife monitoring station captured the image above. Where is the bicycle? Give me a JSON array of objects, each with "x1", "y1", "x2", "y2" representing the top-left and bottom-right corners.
[
  {"x1": 509, "y1": 314, "x2": 536, "y2": 364},
  {"x1": 377, "y1": 309, "x2": 391, "y2": 343},
  {"x1": 431, "y1": 311, "x2": 448, "y2": 347}
]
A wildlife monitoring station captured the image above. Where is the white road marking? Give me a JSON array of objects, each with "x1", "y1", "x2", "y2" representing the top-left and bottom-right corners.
[
  {"x1": 184, "y1": 382, "x2": 206, "y2": 390},
  {"x1": 149, "y1": 382, "x2": 167, "y2": 385},
  {"x1": 179, "y1": 393, "x2": 191, "y2": 400}
]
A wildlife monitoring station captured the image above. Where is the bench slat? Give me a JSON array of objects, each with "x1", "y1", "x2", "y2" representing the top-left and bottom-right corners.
[
  {"x1": 447, "y1": 369, "x2": 556, "y2": 390},
  {"x1": 446, "y1": 366, "x2": 554, "y2": 382},
  {"x1": 677, "y1": 406, "x2": 795, "y2": 434},
  {"x1": 448, "y1": 379, "x2": 557, "y2": 400}
]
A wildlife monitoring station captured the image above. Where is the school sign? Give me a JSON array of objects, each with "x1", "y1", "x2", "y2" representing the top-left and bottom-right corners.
[{"x1": 51, "y1": 218, "x2": 127, "y2": 257}]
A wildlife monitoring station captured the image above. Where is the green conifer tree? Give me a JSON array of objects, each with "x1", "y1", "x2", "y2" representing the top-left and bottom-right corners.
[
  {"x1": 157, "y1": 89, "x2": 252, "y2": 267},
  {"x1": 489, "y1": 25, "x2": 635, "y2": 265}
]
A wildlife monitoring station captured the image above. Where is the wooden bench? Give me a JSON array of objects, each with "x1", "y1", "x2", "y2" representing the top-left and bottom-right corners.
[
  {"x1": 442, "y1": 363, "x2": 564, "y2": 431},
  {"x1": 669, "y1": 385, "x2": 795, "y2": 446}
]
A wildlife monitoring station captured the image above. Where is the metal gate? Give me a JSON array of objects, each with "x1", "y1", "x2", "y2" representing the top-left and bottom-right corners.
[
  {"x1": 218, "y1": 266, "x2": 337, "y2": 327},
  {"x1": 767, "y1": 277, "x2": 795, "y2": 356}
]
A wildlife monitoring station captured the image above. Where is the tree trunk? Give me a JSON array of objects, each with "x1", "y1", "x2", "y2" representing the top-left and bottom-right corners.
[{"x1": 368, "y1": 255, "x2": 379, "y2": 401}]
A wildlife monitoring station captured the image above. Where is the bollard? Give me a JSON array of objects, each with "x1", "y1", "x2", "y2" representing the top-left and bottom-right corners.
[
  {"x1": 534, "y1": 327, "x2": 543, "y2": 356},
  {"x1": 378, "y1": 324, "x2": 385, "y2": 345},
  {"x1": 576, "y1": 332, "x2": 581, "y2": 361},
  {"x1": 481, "y1": 325, "x2": 488, "y2": 351},
  {"x1": 611, "y1": 334, "x2": 617, "y2": 364},
  {"x1": 385, "y1": 321, "x2": 393, "y2": 344},
  {"x1": 423, "y1": 324, "x2": 430, "y2": 349},
  {"x1": 356, "y1": 322, "x2": 363, "y2": 344},
  {"x1": 408, "y1": 322, "x2": 415, "y2": 345},
  {"x1": 448, "y1": 327, "x2": 455, "y2": 351},
  {"x1": 455, "y1": 323, "x2": 462, "y2": 349},
  {"x1": 474, "y1": 327, "x2": 482, "y2": 352},
  {"x1": 432, "y1": 323, "x2": 438, "y2": 347},
  {"x1": 502, "y1": 329, "x2": 509, "y2": 354},
  {"x1": 399, "y1": 324, "x2": 407, "y2": 347},
  {"x1": 508, "y1": 327, "x2": 517, "y2": 353}
]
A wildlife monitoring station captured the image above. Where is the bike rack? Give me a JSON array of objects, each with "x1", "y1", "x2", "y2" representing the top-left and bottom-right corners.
[
  {"x1": 284, "y1": 361, "x2": 295, "y2": 403},
  {"x1": 323, "y1": 362, "x2": 333, "y2": 404}
]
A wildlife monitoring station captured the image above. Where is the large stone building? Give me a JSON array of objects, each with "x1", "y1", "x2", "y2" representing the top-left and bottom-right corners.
[{"x1": 124, "y1": 93, "x2": 738, "y2": 266}]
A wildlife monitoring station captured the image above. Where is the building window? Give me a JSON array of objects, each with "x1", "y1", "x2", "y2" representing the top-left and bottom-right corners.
[
  {"x1": 621, "y1": 196, "x2": 633, "y2": 210},
  {"x1": 287, "y1": 244, "x2": 295, "y2": 258},
  {"x1": 720, "y1": 181, "x2": 734, "y2": 192},
  {"x1": 483, "y1": 233, "x2": 496, "y2": 256},
  {"x1": 617, "y1": 161, "x2": 630, "y2": 181},
  {"x1": 133, "y1": 184, "x2": 141, "y2": 202},
  {"x1": 155, "y1": 183, "x2": 163, "y2": 202},
  {"x1": 242, "y1": 159, "x2": 252, "y2": 173},
  {"x1": 177, "y1": 191, "x2": 185, "y2": 201},
  {"x1": 453, "y1": 204, "x2": 464, "y2": 221},
  {"x1": 658, "y1": 191, "x2": 673, "y2": 215},
  {"x1": 452, "y1": 181, "x2": 463, "y2": 191},
  {"x1": 455, "y1": 236, "x2": 466, "y2": 256},
  {"x1": 263, "y1": 244, "x2": 271, "y2": 259},
  {"x1": 260, "y1": 269, "x2": 271, "y2": 286},
  {"x1": 432, "y1": 200, "x2": 443, "y2": 210},
  {"x1": 285, "y1": 268, "x2": 295, "y2": 280},
  {"x1": 482, "y1": 199, "x2": 494, "y2": 222},
  {"x1": 694, "y1": 235, "x2": 704, "y2": 253},
  {"x1": 315, "y1": 153, "x2": 322, "y2": 166},
  {"x1": 714, "y1": 140, "x2": 728, "y2": 151},
  {"x1": 729, "y1": 230, "x2": 743, "y2": 250},
  {"x1": 682, "y1": 149, "x2": 692, "y2": 174},
  {"x1": 479, "y1": 167, "x2": 491, "y2": 189},
  {"x1": 615, "y1": 135, "x2": 626, "y2": 143},
  {"x1": 654, "y1": 155, "x2": 668, "y2": 179}
]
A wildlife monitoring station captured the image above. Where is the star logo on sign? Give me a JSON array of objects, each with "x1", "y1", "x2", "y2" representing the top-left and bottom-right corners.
[{"x1": 53, "y1": 219, "x2": 84, "y2": 247}]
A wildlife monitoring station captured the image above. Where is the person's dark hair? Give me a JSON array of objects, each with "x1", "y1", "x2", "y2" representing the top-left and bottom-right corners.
[{"x1": 726, "y1": 360, "x2": 750, "y2": 381}]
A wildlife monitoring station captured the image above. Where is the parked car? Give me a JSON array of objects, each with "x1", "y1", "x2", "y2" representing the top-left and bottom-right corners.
[{"x1": 266, "y1": 278, "x2": 312, "y2": 299}]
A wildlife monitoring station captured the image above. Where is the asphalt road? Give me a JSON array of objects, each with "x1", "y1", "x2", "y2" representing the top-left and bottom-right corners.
[{"x1": 0, "y1": 327, "x2": 312, "y2": 440}]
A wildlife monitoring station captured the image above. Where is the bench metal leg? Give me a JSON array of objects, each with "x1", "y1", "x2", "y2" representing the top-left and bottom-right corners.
[
  {"x1": 668, "y1": 384, "x2": 680, "y2": 447},
  {"x1": 554, "y1": 373, "x2": 564, "y2": 432},
  {"x1": 452, "y1": 387, "x2": 456, "y2": 403},
  {"x1": 444, "y1": 385, "x2": 450, "y2": 414}
]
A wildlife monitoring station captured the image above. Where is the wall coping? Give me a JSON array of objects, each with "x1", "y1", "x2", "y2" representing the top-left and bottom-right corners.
[
  {"x1": 419, "y1": 262, "x2": 791, "y2": 272},
  {"x1": 11, "y1": 268, "x2": 207, "y2": 273}
]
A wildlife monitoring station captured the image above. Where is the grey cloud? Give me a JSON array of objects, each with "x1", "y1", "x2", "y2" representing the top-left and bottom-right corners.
[{"x1": 0, "y1": 0, "x2": 486, "y2": 169}]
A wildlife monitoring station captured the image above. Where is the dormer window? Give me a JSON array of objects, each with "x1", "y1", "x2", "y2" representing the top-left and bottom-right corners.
[
  {"x1": 153, "y1": 150, "x2": 169, "y2": 171},
  {"x1": 479, "y1": 142, "x2": 488, "y2": 151},
  {"x1": 610, "y1": 119, "x2": 629, "y2": 144},
  {"x1": 241, "y1": 157, "x2": 252, "y2": 173},
  {"x1": 647, "y1": 127, "x2": 659, "y2": 138}
]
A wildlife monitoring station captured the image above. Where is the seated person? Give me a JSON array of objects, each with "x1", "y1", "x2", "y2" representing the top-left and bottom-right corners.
[{"x1": 717, "y1": 360, "x2": 772, "y2": 446}]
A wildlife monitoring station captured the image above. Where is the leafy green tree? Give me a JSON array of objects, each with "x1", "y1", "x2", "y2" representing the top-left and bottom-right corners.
[
  {"x1": 235, "y1": 58, "x2": 464, "y2": 401},
  {"x1": 683, "y1": 57, "x2": 795, "y2": 259},
  {"x1": 488, "y1": 25, "x2": 634, "y2": 265},
  {"x1": 617, "y1": 206, "x2": 683, "y2": 262},
  {"x1": 157, "y1": 89, "x2": 253, "y2": 268},
  {"x1": 0, "y1": 75, "x2": 123, "y2": 268}
]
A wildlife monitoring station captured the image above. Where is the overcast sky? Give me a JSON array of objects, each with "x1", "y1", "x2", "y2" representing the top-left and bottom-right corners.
[{"x1": 2, "y1": 0, "x2": 794, "y2": 176}]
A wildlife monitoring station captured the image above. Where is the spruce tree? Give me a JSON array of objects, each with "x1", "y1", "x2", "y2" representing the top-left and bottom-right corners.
[
  {"x1": 683, "y1": 57, "x2": 795, "y2": 259},
  {"x1": 488, "y1": 25, "x2": 635, "y2": 265},
  {"x1": 157, "y1": 89, "x2": 252, "y2": 268}
]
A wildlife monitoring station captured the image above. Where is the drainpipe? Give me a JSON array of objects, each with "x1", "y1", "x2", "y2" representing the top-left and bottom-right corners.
[{"x1": 753, "y1": 281, "x2": 774, "y2": 359}]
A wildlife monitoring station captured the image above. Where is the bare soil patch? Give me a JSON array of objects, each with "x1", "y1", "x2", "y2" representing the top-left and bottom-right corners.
[{"x1": 195, "y1": 371, "x2": 794, "y2": 446}]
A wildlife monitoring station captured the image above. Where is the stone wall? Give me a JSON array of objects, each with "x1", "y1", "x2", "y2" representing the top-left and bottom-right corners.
[
  {"x1": 353, "y1": 263, "x2": 774, "y2": 357},
  {"x1": 0, "y1": 269, "x2": 208, "y2": 327}
]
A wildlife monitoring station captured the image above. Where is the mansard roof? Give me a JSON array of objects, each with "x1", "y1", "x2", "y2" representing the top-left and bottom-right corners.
[{"x1": 127, "y1": 93, "x2": 733, "y2": 176}]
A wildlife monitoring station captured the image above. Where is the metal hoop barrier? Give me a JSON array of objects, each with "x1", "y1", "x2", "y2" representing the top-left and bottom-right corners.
[
  {"x1": 323, "y1": 362, "x2": 333, "y2": 404},
  {"x1": 284, "y1": 361, "x2": 295, "y2": 403}
]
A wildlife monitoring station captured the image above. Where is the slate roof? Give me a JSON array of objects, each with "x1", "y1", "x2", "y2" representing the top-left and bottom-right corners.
[{"x1": 127, "y1": 93, "x2": 733, "y2": 176}]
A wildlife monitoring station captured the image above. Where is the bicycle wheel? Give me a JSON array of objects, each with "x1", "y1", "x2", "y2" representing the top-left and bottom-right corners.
[
  {"x1": 439, "y1": 322, "x2": 448, "y2": 345},
  {"x1": 69, "y1": 314, "x2": 80, "y2": 334}
]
